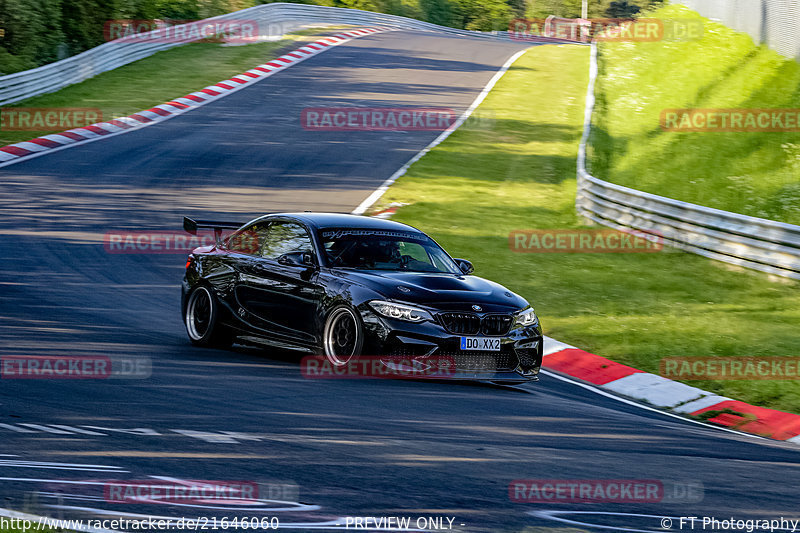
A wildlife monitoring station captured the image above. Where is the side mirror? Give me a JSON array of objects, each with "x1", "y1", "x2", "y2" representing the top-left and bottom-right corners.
[
  {"x1": 278, "y1": 252, "x2": 315, "y2": 267},
  {"x1": 453, "y1": 258, "x2": 474, "y2": 275}
]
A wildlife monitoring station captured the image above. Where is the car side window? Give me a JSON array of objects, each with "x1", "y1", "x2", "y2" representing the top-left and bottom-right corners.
[
  {"x1": 261, "y1": 222, "x2": 314, "y2": 260},
  {"x1": 398, "y1": 241, "x2": 430, "y2": 263},
  {"x1": 224, "y1": 223, "x2": 268, "y2": 255}
]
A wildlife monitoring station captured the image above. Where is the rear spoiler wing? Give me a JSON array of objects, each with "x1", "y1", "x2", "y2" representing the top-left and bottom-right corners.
[{"x1": 183, "y1": 217, "x2": 244, "y2": 243}]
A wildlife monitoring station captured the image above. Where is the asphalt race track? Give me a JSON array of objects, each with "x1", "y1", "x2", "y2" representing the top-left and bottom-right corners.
[{"x1": 1, "y1": 30, "x2": 800, "y2": 532}]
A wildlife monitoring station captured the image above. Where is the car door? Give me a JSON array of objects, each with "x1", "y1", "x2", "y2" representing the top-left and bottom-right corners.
[
  {"x1": 233, "y1": 220, "x2": 322, "y2": 345},
  {"x1": 205, "y1": 221, "x2": 269, "y2": 320}
]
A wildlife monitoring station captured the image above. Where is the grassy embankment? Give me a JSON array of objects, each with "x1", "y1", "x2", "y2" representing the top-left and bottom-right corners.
[
  {"x1": 590, "y1": 4, "x2": 800, "y2": 224},
  {"x1": 375, "y1": 43, "x2": 800, "y2": 413}
]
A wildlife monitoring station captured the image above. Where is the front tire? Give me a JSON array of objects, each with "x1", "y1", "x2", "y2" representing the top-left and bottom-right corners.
[
  {"x1": 184, "y1": 285, "x2": 233, "y2": 348},
  {"x1": 322, "y1": 305, "x2": 363, "y2": 366}
]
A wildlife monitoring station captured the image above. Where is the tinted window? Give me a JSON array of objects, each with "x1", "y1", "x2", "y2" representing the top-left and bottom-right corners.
[
  {"x1": 223, "y1": 223, "x2": 268, "y2": 255},
  {"x1": 319, "y1": 228, "x2": 460, "y2": 274},
  {"x1": 261, "y1": 222, "x2": 314, "y2": 260}
]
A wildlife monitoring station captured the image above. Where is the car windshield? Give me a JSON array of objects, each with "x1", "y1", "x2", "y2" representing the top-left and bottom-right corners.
[{"x1": 319, "y1": 228, "x2": 461, "y2": 274}]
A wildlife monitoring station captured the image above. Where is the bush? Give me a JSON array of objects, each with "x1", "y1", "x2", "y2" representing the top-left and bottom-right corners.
[{"x1": 0, "y1": 0, "x2": 666, "y2": 75}]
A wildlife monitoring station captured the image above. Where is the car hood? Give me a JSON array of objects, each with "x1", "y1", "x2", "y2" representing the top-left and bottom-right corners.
[{"x1": 339, "y1": 270, "x2": 529, "y2": 312}]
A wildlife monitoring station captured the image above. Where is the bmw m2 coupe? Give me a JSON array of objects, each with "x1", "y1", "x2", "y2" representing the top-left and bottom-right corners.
[{"x1": 181, "y1": 213, "x2": 542, "y2": 383}]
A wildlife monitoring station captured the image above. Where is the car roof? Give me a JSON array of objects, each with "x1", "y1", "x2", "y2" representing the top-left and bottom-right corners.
[{"x1": 259, "y1": 212, "x2": 425, "y2": 233}]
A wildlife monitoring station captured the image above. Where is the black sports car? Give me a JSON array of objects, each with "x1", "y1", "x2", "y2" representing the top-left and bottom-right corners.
[{"x1": 181, "y1": 213, "x2": 542, "y2": 383}]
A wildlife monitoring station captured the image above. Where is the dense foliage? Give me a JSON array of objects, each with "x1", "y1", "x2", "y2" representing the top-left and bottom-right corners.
[{"x1": 0, "y1": 0, "x2": 661, "y2": 74}]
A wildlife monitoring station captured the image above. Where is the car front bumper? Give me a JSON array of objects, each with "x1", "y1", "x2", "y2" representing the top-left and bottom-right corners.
[{"x1": 358, "y1": 305, "x2": 543, "y2": 383}]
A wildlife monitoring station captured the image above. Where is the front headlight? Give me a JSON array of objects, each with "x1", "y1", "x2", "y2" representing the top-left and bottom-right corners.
[
  {"x1": 369, "y1": 300, "x2": 433, "y2": 323},
  {"x1": 514, "y1": 307, "x2": 538, "y2": 327}
]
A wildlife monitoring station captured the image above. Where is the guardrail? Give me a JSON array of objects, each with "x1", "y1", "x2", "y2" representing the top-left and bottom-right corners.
[
  {"x1": 0, "y1": 3, "x2": 513, "y2": 107},
  {"x1": 577, "y1": 42, "x2": 800, "y2": 280}
]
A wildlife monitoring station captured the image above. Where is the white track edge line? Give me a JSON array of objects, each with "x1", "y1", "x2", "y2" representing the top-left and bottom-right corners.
[
  {"x1": 539, "y1": 368, "x2": 780, "y2": 443},
  {"x1": 0, "y1": 29, "x2": 388, "y2": 170},
  {"x1": 350, "y1": 47, "x2": 528, "y2": 215}
]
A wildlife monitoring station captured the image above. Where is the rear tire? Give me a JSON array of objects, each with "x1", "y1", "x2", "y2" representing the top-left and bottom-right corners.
[
  {"x1": 184, "y1": 285, "x2": 233, "y2": 348},
  {"x1": 322, "y1": 305, "x2": 363, "y2": 366}
]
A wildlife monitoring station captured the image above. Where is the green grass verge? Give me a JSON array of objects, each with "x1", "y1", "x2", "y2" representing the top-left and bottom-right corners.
[
  {"x1": 0, "y1": 29, "x2": 346, "y2": 147},
  {"x1": 377, "y1": 44, "x2": 800, "y2": 414},
  {"x1": 590, "y1": 4, "x2": 800, "y2": 225}
]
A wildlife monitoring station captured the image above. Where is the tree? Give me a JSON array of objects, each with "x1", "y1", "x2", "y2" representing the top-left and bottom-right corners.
[
  {"x1": 507, "y1": 0, "x2": 525, "y2": 18},
  {"x1": 525, "y1": 0, "x2": 615, "y2": 19},
  {"x1": 197, "y1": 0, "x2": 230, "y2": 18},
  {"x1": 0, "y1": 0, "x2": 65, "y2": 71},
  {"x1": 335, "y1": 0, "x2": 381, "y2": 10},
  {"x1": 451, "y1": 0, "x2": 512, "y2": 31},
  {"x1": 420, "y1": 0, "x2": 456, "y2": 27},
  {"x1": 61, "y1": 0, "x2": 120, "y2": 55},
  {"x1": 376, "y1": 0, "x2": 422, "y2": 20},
  {"x1": 155, "y1": 0, "x2": 199, "y2": 19},
  {"x1": 605, "y1": 0, "x2": 640, "y2": 18}
]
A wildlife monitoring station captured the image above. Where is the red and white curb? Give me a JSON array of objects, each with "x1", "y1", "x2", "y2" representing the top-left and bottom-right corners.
[
  {"x1": 0, "y1": 28, "x2": 390, "y2": 169},
  {"x1": 542, "y1": 336, "x2": 800, "y2": 444}
]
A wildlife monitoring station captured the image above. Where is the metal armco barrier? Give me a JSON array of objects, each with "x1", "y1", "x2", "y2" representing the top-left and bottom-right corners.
[
  {"x1": 577, "y1": 43, "x2": 800, "y2": 280},
  {"x1": 0, "y1": 3, "x2": 513, "y2": 106}
]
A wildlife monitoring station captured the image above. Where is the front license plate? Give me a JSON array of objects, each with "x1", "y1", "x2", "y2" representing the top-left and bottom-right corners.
[{"x1": 460, "y1": 336, "x2": 501, "y2": 351}]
